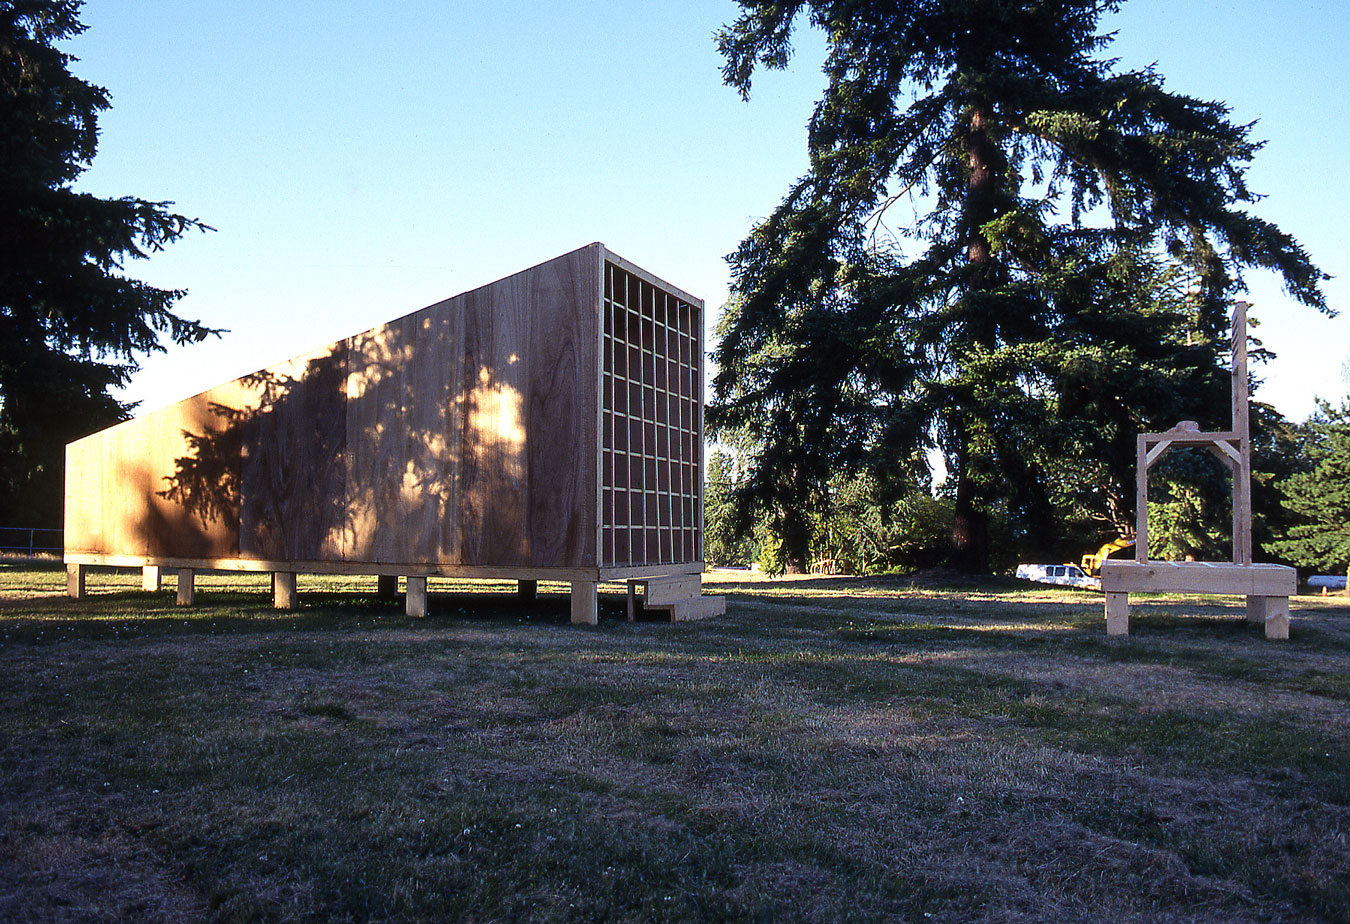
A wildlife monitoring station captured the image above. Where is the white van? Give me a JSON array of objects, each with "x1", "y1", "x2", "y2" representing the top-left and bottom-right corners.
[{"x1": 1015, "y1": 563, "x2": 1101, "y2": 590}]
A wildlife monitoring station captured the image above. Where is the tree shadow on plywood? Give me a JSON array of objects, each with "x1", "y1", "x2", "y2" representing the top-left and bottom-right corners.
[{"x1": 153, "y1": 294, "x2": 587, "y2": 570}]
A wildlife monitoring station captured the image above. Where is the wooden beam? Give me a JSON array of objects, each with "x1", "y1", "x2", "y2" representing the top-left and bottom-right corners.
[
  {"x1": 176, "y1": 568, "x2": 195, "y2": 606},
  {"x1": 376, "y1": 574, "x2": 397, "y2": 598},
  {"x1": 1135, "y1": 435, "x2": 1148, "y2": 563},
  {"x1": 569, "y1": 580, "x2": 598, "y2": 625},
  {"x1": 517, "y1": 579, "x2": 537, "y2": 601},
  {"x1": 1101, "y1": 561, "x2": 1295, "y2": 596},
  {"x1": 1144, "y1": 439, "x2": 1173, "y2": 469},
  {"x1": 405, "y1": 576, "x2": 427, "y2": 618},
  {"x1": 1105, "y1": 592, "x2": 1130, "y2": 637},
  {"x1": 141, "y1": 565, "x2": 161, "y2": 592},
  {"x1": 273, "y1": 571, "x2": 298, "y2": 609},
  {"x1": 66, "y1": 563, "x2": 86, "y2": 599}
]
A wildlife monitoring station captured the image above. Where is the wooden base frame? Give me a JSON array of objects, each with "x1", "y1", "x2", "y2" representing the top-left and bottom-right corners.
[
  {"x1": 63, "y1": 555, "x2": 721, "y2": 626},
  {"x1": 1102, "y1": 561, "x2": 1295, "y2": 639}
]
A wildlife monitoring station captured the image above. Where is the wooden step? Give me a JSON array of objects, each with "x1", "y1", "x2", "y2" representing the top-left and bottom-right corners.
[
  {"x1": 642, "y1": 575, "x2": 701, "y2": 605},
  {"x1": 666, "y1": 595, "x2": 726, "y2": 621}
]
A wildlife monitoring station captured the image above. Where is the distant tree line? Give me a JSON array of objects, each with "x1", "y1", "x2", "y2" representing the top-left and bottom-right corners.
[{"x1": 706, "y1": 392, "x2": 1350, "y2": 580}]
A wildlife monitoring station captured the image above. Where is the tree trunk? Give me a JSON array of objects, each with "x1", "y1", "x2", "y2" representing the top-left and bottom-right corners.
[
  {"x1": 951, "y1": 466, "x2": 990, "y2": 573},
  {"x1": 781, "y1": 509, "x2": 813, "y2": 574},
  {"x1": 948, "y1": 103, "x2": 1000, "y2": 573}
]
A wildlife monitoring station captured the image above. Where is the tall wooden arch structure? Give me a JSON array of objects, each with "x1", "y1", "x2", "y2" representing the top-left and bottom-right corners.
[{"x1": 1101, "y1": 300, "x2": 1296, "y2": 639}]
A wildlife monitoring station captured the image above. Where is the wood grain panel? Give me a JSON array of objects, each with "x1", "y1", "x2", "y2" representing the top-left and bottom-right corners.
[
  {"x1": 456, "y1": 245, "x2": 598, "y2": 567},
  {"x1": 239, "y1": 344, "x2": 349, "y2": 561},
  {"x1": 65, "y1": 380, "x2": 256, "y2": 558},
  {"x1": 344, "y1": 298, "x2": 467, "y2": 563},
  {"x1": 67, "y1": 243, "x2": 610, "y2": 572}
]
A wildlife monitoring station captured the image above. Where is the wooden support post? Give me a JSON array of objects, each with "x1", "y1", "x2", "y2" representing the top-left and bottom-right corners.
[
  {"x1": 376, "y1": 574, "x2": 397, "y2": 599},
  {"x1": 518, "y1": 579, "x2": 537, "y2": 601},
  {"x1": 570, "y1": 580, "x2": 598, "y2": 626},
  {"x1": 273, "y1": 571, "x2": 298, "y2": 609},
  {"x1": 1245, "y1": 596, "x2": 1266, "y2": 625},
  {"x1": 626, "y1": 580, "x2": 638, "y2": 622},
  {"x1": 406, "y1": 576, "x2": 427, "y2": 618},
  {"x1": 142, "y1": 565, "x2": 162, "y2": 592},
  {"x1": 176, "y1": 568, "x2": 195, "y2": 607},
  {"x1": 1135, "y1": 435, "x2": 1148, "y2": 563},
  {"x1": 66, "y1": 563, "x2": 86, "y2": 599},
  {"x1": 1105, "y1": 592, "x2": 1130, "y2": 637},
  {"x1": 1247, "y1": 596, "x2": 1290, "y2": 640}
]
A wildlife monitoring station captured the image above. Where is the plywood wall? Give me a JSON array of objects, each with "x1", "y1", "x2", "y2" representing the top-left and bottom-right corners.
[{"x1": 66, "y1": 244, "x2": 600, "y2": 569}]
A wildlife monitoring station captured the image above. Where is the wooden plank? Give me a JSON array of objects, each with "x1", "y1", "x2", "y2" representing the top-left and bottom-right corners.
[
  {"x1": 64, "y1": 552, "x2": 607, "y2": 582},
  {"x1": 1105, "y1": 591, "x2": 1130, "y2": 637},
  {"x1": 142, "y1": 565, "x2": 161, "y2": 592},
  {"x1": 643, "y1": 575, "x2": 701, "y2": 605},
  {"x1": 66, "y1": 563, "x2": 86, "y2": 599},
  {"x1": 273, "y1": 571, "x2": 298, "y2": 609},
  {"x1": 1102, "y1": 561, "x2": 1295, "y2": 596},
  {"x1": 344, "y1": 299, "x2": 466, "y2": 564},
  {"x1": 569, "y1": 580, "x2": 598, "y2": 625},
  {"x1": 176, "y1": 568, "x2": 195, "y2": 606},
  {"x1": 1135, "y1": 435, "x2": 1148, "y2": 563},
  {"x1": 239, "y1": 344, "x2": 349, "y2": 562},
  {"x1": 64, "y1": 379, "x2": 255, "y2": 560},
  {"x1": 525, "y1": 245, "x2": 599, "y2": 568},
  {"x1": 668, "y1": 595, "x2": 726, "y2": 621},
  {"x1": 405, "y1": 575, "x2": 427, "y2": 618}
]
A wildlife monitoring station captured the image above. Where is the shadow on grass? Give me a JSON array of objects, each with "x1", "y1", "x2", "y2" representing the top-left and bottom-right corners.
[{"x1": 0, "y1": 586, "x2": 654, "y2": 646}]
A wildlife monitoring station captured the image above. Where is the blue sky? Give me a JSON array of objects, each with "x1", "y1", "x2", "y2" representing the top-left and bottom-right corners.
[{"x1": 68, "y1": 0, "x2": 1348, "y2": 423}]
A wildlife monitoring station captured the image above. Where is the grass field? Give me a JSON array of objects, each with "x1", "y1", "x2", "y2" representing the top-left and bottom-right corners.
[{"x1": 2, "y1": 563, "x2": 1349, "y2": 923}]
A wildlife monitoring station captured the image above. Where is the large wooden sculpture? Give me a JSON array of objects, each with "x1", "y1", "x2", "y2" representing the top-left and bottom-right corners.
[
  {"x1": 1101, "y1": 300, "x2": 1295, "y2": 639},
  {"x1": 64, "y1": 244, "x2": 725, "y2": 624}
]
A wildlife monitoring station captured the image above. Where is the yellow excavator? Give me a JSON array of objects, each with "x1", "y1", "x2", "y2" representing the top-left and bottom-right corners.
[{"x1": 1080, "y1": 537, "x2": 1135, "y2": 576}]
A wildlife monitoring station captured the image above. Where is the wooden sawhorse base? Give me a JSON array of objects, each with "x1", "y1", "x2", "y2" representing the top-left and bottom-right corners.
[{"x1": 1101, "y1": 561, "x2": 1296, "y2": 640}]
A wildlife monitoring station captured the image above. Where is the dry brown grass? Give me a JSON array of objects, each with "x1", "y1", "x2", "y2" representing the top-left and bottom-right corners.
[{"x1": 2, "y1": 563, "x2": 1348, "y2": 922}]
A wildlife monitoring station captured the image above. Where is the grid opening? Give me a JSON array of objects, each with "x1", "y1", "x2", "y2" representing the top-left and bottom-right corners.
[{"x1": 601, "y1": 262, "x2": 701, "y2": 567}]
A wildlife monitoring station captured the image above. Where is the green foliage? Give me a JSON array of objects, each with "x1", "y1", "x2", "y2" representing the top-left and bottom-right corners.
[
  {"x1": 704, "y1": 451, "x2": 759, "y2": 566},
  {"x1": 1271, "y1": 399, "x2": 1350, "y2": 576},
  {"x1": 0, "y1": 0, "x2": 216, "y2": 528},
  {"x1": 709, "y1": 0, "x2": 1327, "y2": 573}
]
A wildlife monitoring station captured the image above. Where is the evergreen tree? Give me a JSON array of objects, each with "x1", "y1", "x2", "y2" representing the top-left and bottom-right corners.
[
  {"x1": 0, "y1": 0, "x2": 215, "y2": 528},
  {"x1": 1270, "y1": 399, "x2": 1350, "y2": 581},
  {"x1": 710, "y1": 0, "x2": 1327, "y2": 572}
]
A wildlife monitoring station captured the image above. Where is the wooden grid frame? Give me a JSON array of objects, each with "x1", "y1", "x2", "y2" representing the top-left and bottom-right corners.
[{"x1": 599, "y1": 260, "x2": 703, "y2": 568}]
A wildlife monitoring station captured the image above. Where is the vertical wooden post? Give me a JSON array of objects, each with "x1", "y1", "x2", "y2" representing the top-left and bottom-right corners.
[
  {"x1": 1245, "y1": 595, "x2": 1266, "y2": 625},
  {"x1": 142, "y1": 565, "x2": 161, "y2": 592},
  {"x1": 406, "y1": 576, "x2": 428, "y2": 618},
  {"x1": 626, "y1": 580, "x2": 638, "y2": 622},
  {"x1": 1105, "y1": 592, "x2": 1130, "y2": 637},
  {"x1": 518, "y1": 579, "x2": 538, "y2": 601},
  {"x1": 570, "y1": 580, "x2": 598, "y2": 625},
  {"x1": 66, "y1": 563, "x2": 86, "y2": 599},
  {"x1": 273, "y1": 571, "x2": 298, "y2": 609},
  {"x1": 376, "y1": 574, "x2": 397, "y2": 599},
  {"x1": 1135, "y1": 435, "x2": 1149, "y2": 563},
  {"x1": 1231, "y1": 300, "x2": 1253, "y2": 566},
  {"x1": 176, "y1": 568, "x2": 195, "y2": 606}
]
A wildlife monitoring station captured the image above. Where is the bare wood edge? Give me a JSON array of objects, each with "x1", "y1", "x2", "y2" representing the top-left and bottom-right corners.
[
  {"x1": 64, "y1": 552, "x2": 701, "y2": 584},
  {"x1": 594, "y1": 243, "x2": 607, "y2": 573}
]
